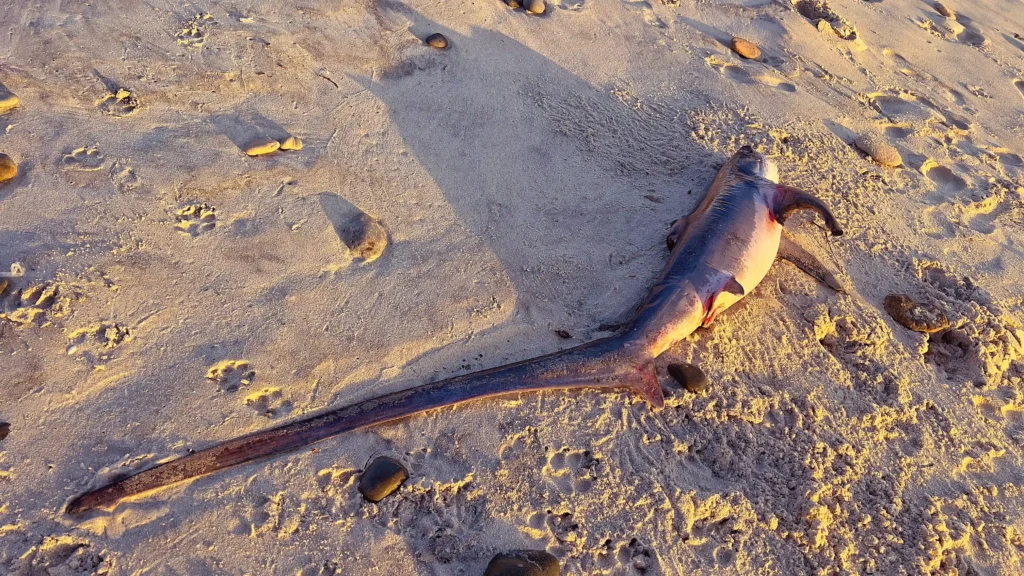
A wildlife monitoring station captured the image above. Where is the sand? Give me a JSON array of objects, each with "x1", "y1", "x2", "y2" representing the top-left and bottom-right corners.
[{"x1": 1, "y1": 0, "x2": 1023, "y2": 574}]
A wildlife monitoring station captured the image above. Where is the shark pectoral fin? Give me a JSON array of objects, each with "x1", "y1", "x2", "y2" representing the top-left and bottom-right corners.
[
  {"x1": 701, "y1": 275, "x2": 745, "y2": 327},
  {"x1": 777, "y1": 232, "x2": 846, "y2": 293},
  {"x1": 721, "y1": 276, "x2": 745, "y2": 297},
  {"x1": 773, "y1": 185, "x2": 844, "y2": 237},
  {"x1": 631, "y1": 364, "x2": 665, "y2": 408}
]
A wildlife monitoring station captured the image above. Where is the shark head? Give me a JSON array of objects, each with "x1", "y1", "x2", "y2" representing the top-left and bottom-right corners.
[{"x1": 733, "y1": 146, "x2": 779, "y2": 183}]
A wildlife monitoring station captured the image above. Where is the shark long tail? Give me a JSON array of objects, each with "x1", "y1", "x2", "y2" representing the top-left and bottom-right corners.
[{"x1": 66, "y1": 334, "x2": 661, "y2": 514}]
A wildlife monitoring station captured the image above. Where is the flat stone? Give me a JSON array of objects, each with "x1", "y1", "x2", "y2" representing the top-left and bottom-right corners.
[
  {"x1": 854, "y1": 134, "x2": 902, "y2": 167},
  {"x1": 730, "y1": 37, "x2": 761, "y2": 59},
  {"x1": 484, "y1": 550, "x2": 560, "y2": 576},
  {"x1": 0, "y1": 92, "x2": 19, "y2": 114},
  {"x1": 884, "y1": 294, "x2": 950, "y2": 333},
  {"x1": 425, "y1": 32, "x2": 449, "y2": 49},
  {"x1": 245, "y1": 139, "x2": 281, "y2": 156},
  {"x1": 668, "y1": 363, "x2": 708, "y2": 394},
  {"x1": 280, "y1": 136, "x2": 303, "y2": 151},
  {"x1": 358, "y1": 456, "x2": 408, "y2": 502}
]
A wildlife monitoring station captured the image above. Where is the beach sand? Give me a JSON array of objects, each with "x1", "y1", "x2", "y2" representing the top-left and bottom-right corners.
[{"x1": 1, "y1": 0, "x2": 1023, "y2": 573}]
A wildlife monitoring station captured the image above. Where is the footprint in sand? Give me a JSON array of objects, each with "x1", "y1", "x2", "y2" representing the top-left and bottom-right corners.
[
  {"x1": 174, "y1": 202, "x2": 217, "y2": 236},
  {"x1": 707, "y1": 57, "x2": 796, "y2": 92},
  {"x1": 60, "y1": 146, "x2": 106, "y2": 171},
  {"x1": 869, "y1": 94, "x2": 936, "y2": 124},
  {"x1": 971, "y1": 397, "x2": 1024, "y2": 441},
  {"x1": 8, "y1": 534, "x2": 112, "y2": 575},
  {"x1": 176, "y1": 13, "x2": 215, "y2": 48},
  {"x1": 207, "y1": 359, "x2": 255, "y2": 392},
  {"x1": 997, "y1": 151, "x2": 1023, "y2": 169},
  {"x1": 590, "y1": 537, "x2": 657, "y2": 572},
  {"x1": 244, "y1": 386, "x2": 293, "y2": 418},
  {"x1": 921, "y1": 206, "x2": 957, "y2": 239},
  {"x1": 542, "y1": 447, "x2": 599, "y2": 494},
  {"x1": 794, "y1": 0, "x2": 857, "y2": 40},
  {"x1": 922, "y1": 161, "x2": 968, "y2": 203},
  {"x1": 1003, "y1": 406, "x2": 1024, "y2": 441},
  {"x1": 884, "y1": 125, "x2": 914, "y2": 140},
  {"x1": 3, "y1": 281, "x2": 62, "y2": 326},
  {"x1": 526, "y1": 508, "x2": 580, "y2": 545},
  {"x1": 952, "y1": 13, "x2": 990, "y2": 48},
  {"x1": 881, "y1": 49, "x2": 967, "y2": 107},
  {"x1": 97, "y1": 88, "x2": 139, "y2": 117},
  {"x1": 621, "y1": 0, "x2": 666, "y2": 28},
  {"x1": 67, "y1": 322, "x2": 132, "y2": 364},
  {"x1": 109, "y1": 160, "x2": 141, "y2": 193}
]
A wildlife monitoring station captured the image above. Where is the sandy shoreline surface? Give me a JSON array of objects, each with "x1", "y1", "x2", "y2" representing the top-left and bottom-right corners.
[{"x1": 2, "y1": 0, "x2": 1024, "y2": 574}]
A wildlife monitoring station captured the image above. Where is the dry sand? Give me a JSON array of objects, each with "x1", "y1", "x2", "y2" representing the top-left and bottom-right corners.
[{"x1": 2, "y1": 0, "x2": 1024, "y2": 574}]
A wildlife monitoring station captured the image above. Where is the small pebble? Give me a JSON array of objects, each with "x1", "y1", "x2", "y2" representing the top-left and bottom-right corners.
[
  {"x1": 524, "y1": 0, "x2": 546, "y2": 15},
  {"x1": 884, "y1": 294, "x2": 949, "y2": 333},
  {"x1": 358, "y1": 456, "x2": 408, "y2": 502},
  {"x1": 934, "y1": 2, "x2": 955, "y2": 18},
  {"x1": 244, "y1": 139, "x2": 280, "y2": 156},
  {"x1": 0, "y1": 92, "x2": 19, "y2": 115},
  {"x1": 280, "y1": 136, "x2": 303, "y2": 151},
  {"x1": 667, "y1": 363, "x2": 708, "y2": 394},
  {"x1": 504, "y1": 0, "x2": 521, "y2": 8},
  {"x1": 554, "y1": 330, "x2": 572, "y2": 339},
  {"x1": 0, "y1": 153, "x2": 16, "y2": 183},
  {"x1": 0, "y1": 278, "x2": 8, "y2": 295},
  {"x1": 0, "y1": 422, "x2": 8, "y2": 442},
  {"x1": 730, "y1": 37, "x2": 761, "y2": 59},
  {"x1": 484, "y1": 550, "x2": 560, "y2": 576},
  {"x1": 854, "y1": 134, "x2": 902, "y2": 167},
  {"x1": 425, "y1": 33, "x2": 449, "y2": 49}
]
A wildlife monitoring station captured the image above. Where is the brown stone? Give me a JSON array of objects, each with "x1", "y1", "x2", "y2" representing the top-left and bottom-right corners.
[
  {"x1": 425, "y1": 32, "x2": 449, "y2": 49},
  {"x1": 279, "y1": 136, "x2": 303, "y2": 151},
  {"x1": 244, "y1": 139, "x2": 280, "y2": 156},
  {"x1": 730, "y1": 37, "x2": 761, "y2": 59},
  {"x1": 0, "y1": 153, "x2": 16, "y2": 183},
  {"x1": 935, "y1": 2, "x2": 955, "y2": 19},
  {"x1": 884, "y1": 294, "x2": 950, "y2": 333},
  {"x1": 854, "y1": 134, "x2": 902, "y2": 167}
]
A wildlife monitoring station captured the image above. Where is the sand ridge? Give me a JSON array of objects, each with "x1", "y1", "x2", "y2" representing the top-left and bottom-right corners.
[{"x1": 1, "y1": 0, "x2": 1024, "y2": 574}]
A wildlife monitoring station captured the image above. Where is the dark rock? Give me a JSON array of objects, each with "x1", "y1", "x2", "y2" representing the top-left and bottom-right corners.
[
  {"x1": 667, "y1": 363, "x2": 708, "y2": 394},
  {"x1": 554, "y1": 330, "x2": 572, "y2": 339},
  {"x1": 884, "y1": 294, "x2": 949, "y2": 333},
  {"x1": 425, "y1": 33, "x2": 449, "y2": 49},
  {"x1": 484, "y1": 550, "x2": 560, "y2": 576},
  {"x1": 358, "y1": 456, "x2": 408, "y2": 502},
  {"x1": 0, "y1": 422, "x2": 9, "y2": 442}
]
